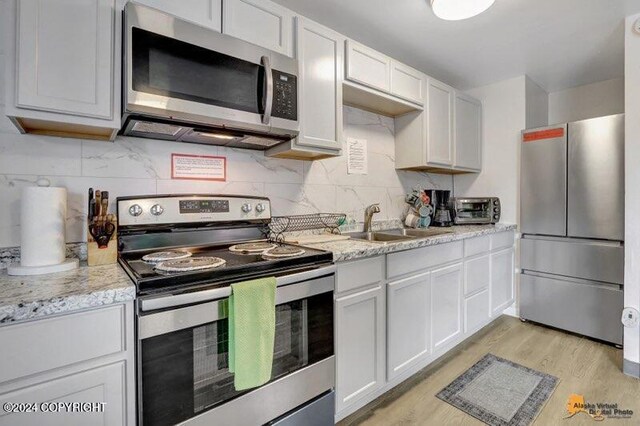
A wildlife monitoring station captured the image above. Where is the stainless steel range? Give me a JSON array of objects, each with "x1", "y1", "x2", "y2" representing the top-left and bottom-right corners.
[{"x1": 117, "y1": 194, "x2": 335, "y2": 426}]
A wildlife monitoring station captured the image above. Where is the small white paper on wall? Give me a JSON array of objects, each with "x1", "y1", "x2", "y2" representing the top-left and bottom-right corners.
[{"x1": 347, "y1": 138, "x2": 368, "y2": 175}]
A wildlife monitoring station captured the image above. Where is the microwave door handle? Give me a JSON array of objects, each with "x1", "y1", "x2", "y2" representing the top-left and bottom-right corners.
[{"x1": 261, "y1": 55, "x2": 273, "y2": 125}]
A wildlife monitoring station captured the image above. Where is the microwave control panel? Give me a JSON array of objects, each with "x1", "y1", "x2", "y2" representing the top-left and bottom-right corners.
[{"x1": 272, "y1": 70, "x2": 297, "y2": 121}]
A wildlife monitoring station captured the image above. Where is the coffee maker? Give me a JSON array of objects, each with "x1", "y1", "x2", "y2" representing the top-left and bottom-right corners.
[{"x1": 425, "y1": 189, "x2": 453, "y2": 227}]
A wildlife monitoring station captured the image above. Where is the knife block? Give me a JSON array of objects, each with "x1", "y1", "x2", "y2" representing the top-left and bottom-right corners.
[{"x1": 87, "y1": 218, "x2": 117, "y2": 266}]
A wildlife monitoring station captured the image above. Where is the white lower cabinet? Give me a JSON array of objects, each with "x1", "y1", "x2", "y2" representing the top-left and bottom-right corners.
[
  {"x1": 335, "y1": 285, "x2": 385, "y2": 414},
  {"x1": 491, "y1": 247, "x2": 516, "y2": 316},
  {"x1": 431, "y1": 263, "x2": 463, "y2": 350},
  {"x1": 464, "y1": 290, "x2": 490, "y2": 333},
  {"x1": 0, "y1": 302, "x2": 135, "y2": 425},
  {"x1": 335, "y1": 233, "x2": 515, "y2": 421},
  {"x1": 0, "y1": 362, "x2": 126, "y2": 426},
  {"x1": 387, "y1": 272, "x2": 430, "y2": 380}
]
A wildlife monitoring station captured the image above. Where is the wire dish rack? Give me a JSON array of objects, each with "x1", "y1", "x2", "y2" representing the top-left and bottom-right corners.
[{"x1": 262, "y1": 213, "x2": 347, "y2": 242}]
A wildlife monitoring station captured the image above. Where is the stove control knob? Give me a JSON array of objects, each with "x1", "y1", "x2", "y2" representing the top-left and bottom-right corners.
[
  {"x1": 128, "y1": 204, "x2": 143, "y2": 217},
  {"x1": 241, "y1": 203, "x2": 253, "y2": 213},
  {"x1": 150, "y1": 204, "x2": 164, "y2": 216},
  {"x1": 255, "y1": 203, "x2": 266, "y2": 213}
]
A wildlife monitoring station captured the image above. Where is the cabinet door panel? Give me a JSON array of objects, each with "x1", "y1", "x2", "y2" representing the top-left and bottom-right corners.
[
  {"x1": 345, "y1": 40, "x2": 390, "y2": 92},
  {"x1": 16, "y1": 0, "x2": 114, "y2": 119},
  {"x1": 387, "y1": 272, "x2": 430, "y2": 379},
  {"x1": 222, "y1": 0, "x2": 293, "y2": 56},
  {"x1": 431, "y1": 263, "x2": 462, "y2": 350},
  {"x1": 454, "y1": 92, "x2": 482, "y2": 170},
  {"x1": 464, "y1": 290, "x2": 490, "y2": 333},
  {"x1": 390, "y1": 61, "x2": 423, "y2": 105},
  {"x1": 0, "y1": 362, "x2": 126, "y2": 426},
  {"x1": 335, "y1": 286, "x2": 385, "y2": 413},
  {"x1": 464, "y1": 254, "x2": 490, "y2": 296},
  {"x1": 426, "y1": 79, "x2": 454, "y2": 166},
  {"x1": 295, "y1": 17, "x2": 343, "y2": 150},
  {"x1": 136, "y1": 0, "x2": 222, "y2": 31},
  {"x1": 491, "y1": 247, "x2": 515, "y2": 316}
]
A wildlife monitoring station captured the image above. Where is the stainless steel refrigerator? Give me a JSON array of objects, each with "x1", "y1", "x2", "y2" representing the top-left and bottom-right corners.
[{"x1": 520, "y1": 114, "x2": 624, "y2": 345}]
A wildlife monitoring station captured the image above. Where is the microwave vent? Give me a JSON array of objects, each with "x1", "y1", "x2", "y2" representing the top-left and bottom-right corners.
[{"x1": 132, "y1": 121, "x2": 184, "y2": 136}]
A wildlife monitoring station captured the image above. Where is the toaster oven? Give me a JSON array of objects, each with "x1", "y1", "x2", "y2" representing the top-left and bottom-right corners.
[{"x1": 451, "y1": 197, "x2": 501, "y2": 224}]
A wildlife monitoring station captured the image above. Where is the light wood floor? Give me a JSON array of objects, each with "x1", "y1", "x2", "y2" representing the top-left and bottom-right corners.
[{"x1": 339, "y1": 316, "x2": 640, "y2": 426}]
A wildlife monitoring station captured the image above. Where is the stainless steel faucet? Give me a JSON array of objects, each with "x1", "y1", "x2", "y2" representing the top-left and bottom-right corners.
[{"x1": 364, "y1": 204, "x2": 381, "y2": 232}]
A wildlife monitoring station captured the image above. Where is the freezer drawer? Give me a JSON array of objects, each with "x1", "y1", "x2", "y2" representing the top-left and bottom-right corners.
[
  {"x1": 520, "y1": 237, "x2": 623, "y2": 284},
  {"x1": 520, "y1": 273, "x2": 623, "y2": 345},
  {"x1": 521, "y1": 124, "x2": 567, "y2": 236},
  {"x1": 568, "y1": 114, "x2": 624, "y2": 241}
]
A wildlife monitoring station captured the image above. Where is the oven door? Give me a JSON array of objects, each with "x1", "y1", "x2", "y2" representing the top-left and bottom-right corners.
[
  {"x1": 124, "y1": 3, "x2": 298, "y2": 137},
  {"x1": 137, "y1": 268, "x2": 335, "y2": 426}
]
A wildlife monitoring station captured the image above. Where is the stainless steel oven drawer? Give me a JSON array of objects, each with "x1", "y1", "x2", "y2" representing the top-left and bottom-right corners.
[
  {"x1": 520, "y1": 273, "x2": 623, "y2": 345},
  {"x1": 520, "y1": 237, "x2": 623, "y2": 284}
]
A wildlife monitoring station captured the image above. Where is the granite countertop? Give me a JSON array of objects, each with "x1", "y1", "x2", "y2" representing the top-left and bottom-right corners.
[
  {"x1": 306, "y1": 223, "x2": 518, "y2": 262},
  {"x1": 0, "y1": 263, "x2": 135, "y2": 325}
]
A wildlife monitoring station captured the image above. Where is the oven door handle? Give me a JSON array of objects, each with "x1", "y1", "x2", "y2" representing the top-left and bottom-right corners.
[
  {"x1": 139, "y1": 271, "x2": 334, "y2": 339},
  {"x1": 261, "y1": 55, "x2": 273, "y2": 125},
  {"x1": 139, "y1": 264, "x2": 336, "y2": 312}
]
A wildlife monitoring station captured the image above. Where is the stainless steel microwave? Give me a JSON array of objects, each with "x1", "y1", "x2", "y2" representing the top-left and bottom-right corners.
[
  {"x1": 121, "y1": 2, "x2": 299, "y2": 150},
  {"x1": 451, "y1": 197, "x2": 501, "y2": 224}
]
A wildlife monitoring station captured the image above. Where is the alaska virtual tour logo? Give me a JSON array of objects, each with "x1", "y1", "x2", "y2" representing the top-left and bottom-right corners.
[{"x1": 565, "y1": 394, "x2": 634, "y2": 421}]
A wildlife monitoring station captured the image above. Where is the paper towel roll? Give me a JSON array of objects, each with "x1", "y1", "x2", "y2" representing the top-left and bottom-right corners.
[{"x1": 20, "y1": 186, "x2": 67, "y2": 267}]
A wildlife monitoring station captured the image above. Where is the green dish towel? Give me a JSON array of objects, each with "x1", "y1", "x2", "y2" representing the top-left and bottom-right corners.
[{"x1": 228, "y1": 277, "x2": 277, "y2": 391}]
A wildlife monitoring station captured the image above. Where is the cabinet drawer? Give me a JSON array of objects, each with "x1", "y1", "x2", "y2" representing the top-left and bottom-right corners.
[
  {"x1": 345, "y1": 40, "x2": 391, "y2": 92},
  {"x1": 387, "y1": 241, "x2": 462, "y2": 279},
  {"x1": 0, "y1": 362, "x2": 125, "y2": 426},
  {"x1": 464, "y1": 235, "x2": 490, "y2": 257},
  {"x1": 0, "y1": 305, "x2": 125, "y2": 383},
  {"x1": 390, "y1": 61, "x2": 423, "y2": 105},
  {"x1": 464, "y1": 290, "x2": 490, "y2": 333},
  {"x1": 464, "y1": 254, "x2": 490, "y2": 296},
  {"x1": 491, "y1": 231, "x2": 514, "y2": 251},
  {"x1": 336, "y1": 256, "x2": 384, "y2": 294}
]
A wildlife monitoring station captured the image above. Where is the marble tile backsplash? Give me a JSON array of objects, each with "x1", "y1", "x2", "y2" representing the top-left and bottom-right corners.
[{"x1": 0, "y1": 94, "x2": 452, "y2": 247}]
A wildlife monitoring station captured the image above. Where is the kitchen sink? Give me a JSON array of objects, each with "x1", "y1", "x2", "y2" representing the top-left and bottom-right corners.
[
  {"x1": 381, "y1": 228, "x2": 455, "y2": 237},
  {"x1": 345, "y1": 231, "x2": 416, "y2": 243}
]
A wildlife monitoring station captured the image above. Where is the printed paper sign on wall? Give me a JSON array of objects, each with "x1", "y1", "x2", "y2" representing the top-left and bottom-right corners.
[{"x1": 171, "y1": 154, "x2": 226, "y2": 181}]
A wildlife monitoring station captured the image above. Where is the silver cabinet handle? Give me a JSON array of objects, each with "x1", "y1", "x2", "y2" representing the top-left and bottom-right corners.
[{"x1": 261, "y1": 55, "x2": 273, "y2": 125}]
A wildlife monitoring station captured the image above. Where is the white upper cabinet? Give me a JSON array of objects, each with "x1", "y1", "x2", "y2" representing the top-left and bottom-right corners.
[
  {"x1": 5, "y1": 0, "x2": 120, "y2": 140},
  {"x1": 15, "y1": 0, "x2": 114, "y2": 120},
  {"x1": 394, "y1": 77, "x2": 482, "y2": 174},
  {"x1": 266, "y1": 16, "x2": 344, "y2": 159},
  {"x1": 222, "y1": 0, "x2": 293, "y2": 56},
  {"x1": 454, "y1": 92, "x2": 482, "y2": 171},
  {"x1": 390, "y1": 61, "x2": 423, "y2": 105},
  {"x1": 345, "y1": 40, "x2": 391, "y2": 92},
  {"x1": 426, "y1": 78, "x2": 455, "y2": 167},
  {"x1": 135, "y1": 0, "x2": 222, "y2": 31},
  {"x1": 293, "y1": 17, "x2": 343, "y2": 151}
]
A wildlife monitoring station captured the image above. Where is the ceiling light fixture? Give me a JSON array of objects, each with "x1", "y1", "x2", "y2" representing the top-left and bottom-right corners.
[{"x1": 430, "y1": 0, "x2": 495, "y2": 21}]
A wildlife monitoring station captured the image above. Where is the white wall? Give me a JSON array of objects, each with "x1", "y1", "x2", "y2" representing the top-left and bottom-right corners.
[
  {"x1": 624, "y1": 14, "x2": 640, "y2": 376},
  {"x1": 525, "y1": 77, "x2": 549, "y2": 129},
  {"x1": 548, "y1": 78, "x2": 624, "y2": 124},
  {"x1": 453, "y1": 76, "x2": 527, "y2": 225}
]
